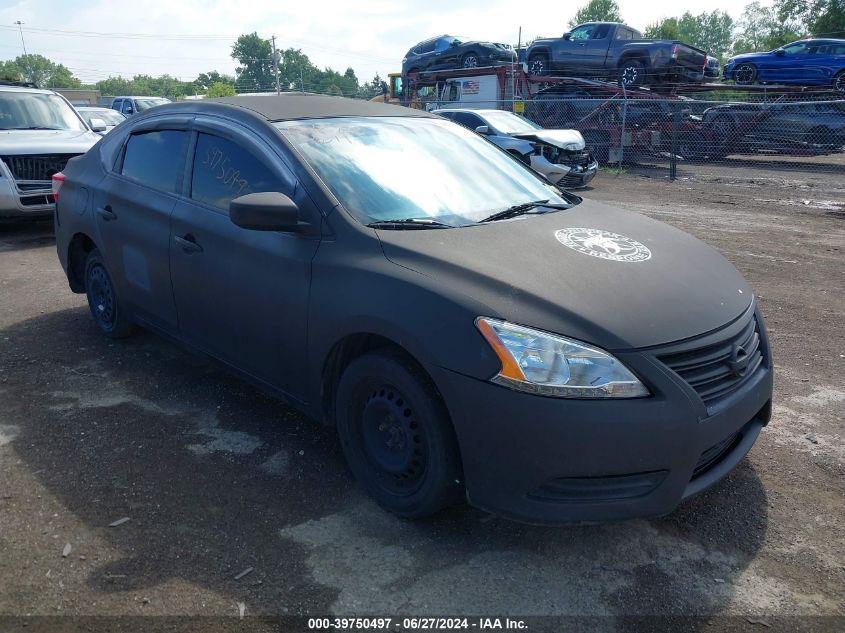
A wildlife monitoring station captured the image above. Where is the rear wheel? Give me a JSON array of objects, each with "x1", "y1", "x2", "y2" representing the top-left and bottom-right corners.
[
  {"x1": 528, "y1": 53, "x2": 549, "y2": 76},
  {"x1": 84, "y1": 249, "x2": 134, "y2": 338},
  {"x1": 733, "y1": 63, "x2": 757, "y2": 84},
  {"x1": 462, "y1": 53, "x2": 479, "y2": 69},
  {"x1": 335, "y1": 350, "x2": 463, "y2": 518},
  {"x1": 833, "y1": 70, "x2": 845, "y2": 93},
  {"x1": 618, "y1": 59, "x2": 645, "y2": 88}
]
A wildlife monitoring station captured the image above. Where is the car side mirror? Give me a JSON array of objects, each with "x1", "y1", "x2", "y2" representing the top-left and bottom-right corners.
[
  {"x1": 89, "y1": 118, "x2": 107, "y2": 132},
  {"x1": 125, "y1": 107, "x2": 134, "y2": 114},
  {"x1": 562, "y1": 32, "x2": 572, "y2": 40},
  {"x1": 475, "y1": 125, "x2": 490, "y2": 135},
  {"x1": 229, "y1": 192, "x2": 303, "y2": 232},
  {"x1": 775, "y1": 48, "x2": 785, "y2": 56}
]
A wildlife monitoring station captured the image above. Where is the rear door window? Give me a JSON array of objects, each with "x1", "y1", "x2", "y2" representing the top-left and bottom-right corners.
[
  {"x1": 120, "y1": 130, "x2": 188, "y2": 193},
  {"x1": 190, "y1": 132, "x2": 288, "y2": 212},
  {"x1": 451, "y1": 111, "x2": 485, "y2": 130}
]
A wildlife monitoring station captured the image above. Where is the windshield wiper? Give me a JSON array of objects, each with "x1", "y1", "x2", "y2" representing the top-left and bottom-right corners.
[
  {"x1": 366, "y1": 218, "x2": 453, "y2": 230},
  {"x1": 479, "y1": 200, "x2": 571, "y2": 223},
  {"x1": 9, "y1": 126, "x2": 65, "y2": 131}
]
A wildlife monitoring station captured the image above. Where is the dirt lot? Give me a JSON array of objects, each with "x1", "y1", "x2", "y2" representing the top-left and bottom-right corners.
[{"x1": 1, "y1": 163, "x2": 843, "y2": 632}]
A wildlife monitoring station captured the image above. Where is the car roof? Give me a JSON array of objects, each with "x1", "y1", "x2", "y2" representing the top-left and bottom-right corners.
[
  {"x1": 433, "y1": 108, "x2": 512, "y2": 115},
  {"x1": 77, "y1": 106, "x2": 111, "y2": 110},
  {"x1": 112, "y1": 96, "x2": 169, "y2": 100},
  {"x1": 165, "y1": 94, "x2": 437, "y2": 122},
  {"x1": 0, "y1": 85, "x2": 58, "y2": 95}
]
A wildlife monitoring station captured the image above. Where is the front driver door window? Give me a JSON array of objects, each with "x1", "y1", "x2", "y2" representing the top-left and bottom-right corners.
[{"x1": 169, "y1": 129, "x2": 320, "y2": 395}]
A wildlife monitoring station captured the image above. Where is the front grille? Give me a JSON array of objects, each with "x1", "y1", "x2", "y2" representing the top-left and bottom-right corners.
[
  {"x1": 1, "y1": 154, "x2": 78, "y2": 182},
  {"x1": 658, "y1": 312, "x2": 765, "y2": 408},
  {"x1": 692, "y1": 431, "x2": 741, "y2": 479}
]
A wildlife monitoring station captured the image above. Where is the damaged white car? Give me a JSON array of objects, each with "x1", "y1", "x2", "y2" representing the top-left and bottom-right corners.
[{"x1": 433, "y1": 108, "x2": 599, "y2": 188}]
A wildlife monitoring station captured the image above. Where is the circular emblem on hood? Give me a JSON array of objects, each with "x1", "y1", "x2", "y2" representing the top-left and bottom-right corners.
[{"x1": 555, "y1": 228, "x2": 651, "y2": 263}]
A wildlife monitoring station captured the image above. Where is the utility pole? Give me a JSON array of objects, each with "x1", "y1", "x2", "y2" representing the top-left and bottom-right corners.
[
  {"x1": 271, "y1": 35, "x2": 280, "y2": 95},
  {"x1": 299, "y1": 66, "x2": 305, "y2": 93},
  {"x1": 14, "y1": 21, "x2": 30, "y2": 83}
]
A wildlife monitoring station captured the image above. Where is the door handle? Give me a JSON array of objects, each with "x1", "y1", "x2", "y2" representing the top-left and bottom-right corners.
[
  {"x1": 174, "y1": 234, "x2": 203, "y2": 254},
  {"x1": 96, "y1": 205, "x2": 116, "y2": 221}
]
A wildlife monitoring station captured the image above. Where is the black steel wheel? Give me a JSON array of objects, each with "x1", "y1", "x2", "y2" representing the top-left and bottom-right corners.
[
  {"x1": 528, "y1": 54, "x2": 548, "y2": 76},
  {"x1": 734, "y1": 63, "x2": 757, "y2": 84},
  {"x1": 618, "y1": 60, "x2": 645, "y2": 88},
  {"x1": 462, "y1": 53, "x2": 479, "y2": 69},
  {"x1": 84, "y1": 249, "x2": 134, "y2": 338},
  {"x1": 335, "y1": 350, "x2": 463, "y2": 518},
  {"x1": 834, "y1": 70, "x2": 845, "y2": 93}
]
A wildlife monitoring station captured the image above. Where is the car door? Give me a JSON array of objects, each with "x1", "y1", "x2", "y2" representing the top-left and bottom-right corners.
[
  {"x1": 553, "y1": 24, "x2": 599, "y2": 73},
  {"x1": 92, "y1": 120, "x2": 191, "y2": 331},
  {"x1": 571, "y1": 24, "x2": 612, "y2": 73},
  {"x1": 768, "y1": 41, "x2": 813, "y2": 82},
  {"x1": 168, "y1": 120, "x2": 321, "y2": 397},
  {"x1": 121, "y1": 99, "x2": 135, "y2": 117}
]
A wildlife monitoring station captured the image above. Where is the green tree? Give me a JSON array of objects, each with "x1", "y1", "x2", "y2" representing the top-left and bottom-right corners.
[
  {"x1": 677, "y1": 11, "x2": 735, "y2": 57},
  {"x1": 569, "y1": 0, "x2": 623, "y2": 27},
  {"x1": 0, "y1": 55, "x2": 81, "y2": 88},
  {"x1": 232, "y1": 32, "x2": 274, "y2": 91},
  {"x1": 206, "y1": 81, "x2": 237, "y2": 97},
  {"x1": 644, "y1": 18, "x2": 680, "y2": 40},
  {"x1": 0, "y1": 61, "x2": 23, "y2": 82},
  {"x1": 195, "y1": 71, "x2": 236, "y2": 91},
  {"x1": 776, "y1": 0, "x2": 845, "y2": 37},
  {"x1": 734, "y1": 1, "x2": 803, "y2": 52}
]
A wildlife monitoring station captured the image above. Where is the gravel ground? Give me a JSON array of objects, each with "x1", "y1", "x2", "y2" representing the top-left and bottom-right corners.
[{"x1": 0, "y1": 162, "x2": 843, "y2": 632}]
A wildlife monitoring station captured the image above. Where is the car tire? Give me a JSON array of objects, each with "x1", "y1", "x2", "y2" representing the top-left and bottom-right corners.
[
  {"x1": 833, "y1": 70, "x2": 845, "y2": 93},
  {"x1": 528, "y1": 54, "x2": 549, "y2": 76},
  {"x1": 618, "y1": 60, "x2": 645, "y2": 88},
  {"x1": 84, "y1": 249, "x2": 134, "y2": 339},
  {"x1": 335, "y1": 350, "x2": 464, "y2": 519},
  {"x1": 733, "y1": 63, "x2": 757, "y2": 84},
  {"x1": 462, "y1": 53, "x2": 479, "y2": 69}
]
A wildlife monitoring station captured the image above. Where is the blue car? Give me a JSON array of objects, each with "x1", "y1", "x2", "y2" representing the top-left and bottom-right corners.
[{"x1": 724, "y1": 39, "x2": 845, "y2": 92}]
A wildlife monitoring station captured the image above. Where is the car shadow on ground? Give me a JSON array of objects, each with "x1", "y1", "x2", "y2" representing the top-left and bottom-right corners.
[{"x1": 2, "y1": 307, "x2": 769, "y2": 623}]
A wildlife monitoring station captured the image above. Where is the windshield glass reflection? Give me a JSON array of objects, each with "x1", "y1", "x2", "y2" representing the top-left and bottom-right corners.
[{"x1": 276, "y1": 116, "x2": 569, "y2": 226}]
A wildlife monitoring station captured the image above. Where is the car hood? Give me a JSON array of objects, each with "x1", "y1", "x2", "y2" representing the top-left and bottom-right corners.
[
  {"x1": 511, "y1": 129, "x2": 585, "y2": 150},
  {"x1": 0, "y1": 129, "x2": 101, "y2": 155},
  {"x1": 377, "y1": 199, "x2": 752, "y2": 350}
]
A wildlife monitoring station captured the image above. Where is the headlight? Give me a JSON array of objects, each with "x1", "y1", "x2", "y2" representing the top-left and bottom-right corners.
[
  {"x1": 476, "y1": 318, "x2": 649, "y2": 398},
  {"x1": 562, "y1": 143, "x2": 583, "y2": 151}
]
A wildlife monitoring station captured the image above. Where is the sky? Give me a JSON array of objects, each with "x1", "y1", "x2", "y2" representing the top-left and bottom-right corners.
[{"x1": 0, "y1": 0, "x2": 775, "y2": 87}]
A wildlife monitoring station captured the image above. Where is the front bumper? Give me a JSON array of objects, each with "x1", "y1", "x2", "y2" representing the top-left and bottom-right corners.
[
  {"x1": 430, "y1": 307, "x2": 773, "y2": 523},
  {"x1": 0, "y1": 162, "x2": 54, "y2": 219},
  {"x1": 530, "y1": 154, "x2": 599, "y2": 189}
]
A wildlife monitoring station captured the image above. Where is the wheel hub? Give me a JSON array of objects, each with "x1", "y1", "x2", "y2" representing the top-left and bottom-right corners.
[
  {"x1": 361, "y1": 388, "x2": 424, "y2": 482},
  {"x1": 88, "y1": 265, "x2": 115, "y2": 327}
]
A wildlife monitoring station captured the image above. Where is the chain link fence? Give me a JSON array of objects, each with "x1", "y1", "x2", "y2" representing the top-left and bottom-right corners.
[{"x1": 430, "y1": 89, "x2": 845, "y2": 182}]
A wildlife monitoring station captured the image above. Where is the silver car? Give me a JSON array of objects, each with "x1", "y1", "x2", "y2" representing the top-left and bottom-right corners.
[
  {"x1": 0, "y1": 84, "x2": 102, "y2": 219},
  {"x1": 433, "y1": 108, "x2": 599, "y2": 188}
]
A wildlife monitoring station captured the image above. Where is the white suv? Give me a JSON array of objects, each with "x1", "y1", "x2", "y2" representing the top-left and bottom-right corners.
[{"x1": 0, "y1": 83, "x2": 102, "y2": 219}]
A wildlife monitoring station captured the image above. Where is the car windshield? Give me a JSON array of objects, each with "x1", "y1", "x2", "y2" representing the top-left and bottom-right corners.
[
  {"x1": 80, "y1": 109, "x2": 125, "y2": 126},
  {"x1": 135, "y1": 98, "x2": 169, "y2": 111},
  {"x1": 480, "y1": 111, "x2": 541, "y2": 134},
  {"x1": 0, "y1": 91, "x2": 87, "y2": 131},
  {"x1": 276, "y1": 116, "x2": 571, "y2": 226}
]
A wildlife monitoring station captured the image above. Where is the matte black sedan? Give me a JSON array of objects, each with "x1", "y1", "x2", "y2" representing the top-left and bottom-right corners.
[
  {"x1": 54, "y1": 95, "x2": 773, "y2": 523},
  {"x1": 402, "y1": 35, "x2": 516, "y2": 75}
]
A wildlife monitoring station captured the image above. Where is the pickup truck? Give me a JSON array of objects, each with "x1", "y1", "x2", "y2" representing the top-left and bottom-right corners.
[{"x1": 526, "y1": 22, "x2": 707, "y2": 88}]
